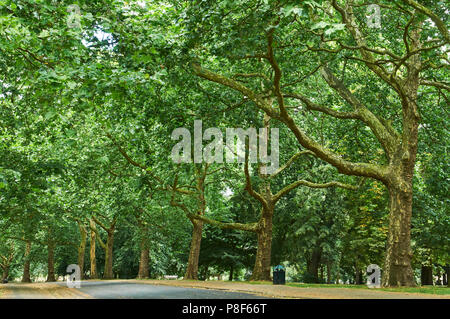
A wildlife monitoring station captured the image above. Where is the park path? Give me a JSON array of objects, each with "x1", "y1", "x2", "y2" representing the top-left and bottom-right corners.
[
  {"x1": 0, "y1": 281, "x2": 263, "y2": 299},
  {"x1": 131, "y1": 280, "x2": 450, "y2": 299},
  {"x1": 0, "y1": 282, "x2": 92, "y2": 299},
  {"x1": 1, "y1": 280, "x2": 448, "y2": 299}
]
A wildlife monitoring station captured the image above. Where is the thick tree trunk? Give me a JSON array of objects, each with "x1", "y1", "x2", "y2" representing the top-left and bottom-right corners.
[
  {"x1": 137, "y1": 237, "x2": 150, "y2": 279},
  {"x1": 382, "y1": 185, "x2": 415, "y2": 287},
  {"x1": 22, "y1": 240, "x2": 32, "y2": 283},
  {"x1": 250, "y1": 209, "x2": 273, "y2": 281},
  {"x1": 305, "y1": 248, "x2": 322, "y2": 283},
  {"x1": 184, "y1": 219, "x2": 203, "y2": 280},
  {"x1": 77, "y1": 223, "x2": 87, "y2": 280},
  {"x1": 46, "y1": 240, "x2": 56, "y2": 282},
  {"x1": 1, "y1": 266, "x2": 10, "y2": 281},
  {"x1": 137, "y1": 221, "x2": 149, "y2": 279},
  {"x1": 103, "y1": 231, "x2": 114, "y2": 279},
  {"x1": 382, "y1": 39, "x2": 420, "y2": 287},
  {"x1": 89, "y1": 219, "x2": 97, "y2": 279}
]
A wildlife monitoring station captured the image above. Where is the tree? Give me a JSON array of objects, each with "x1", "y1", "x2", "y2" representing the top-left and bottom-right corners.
[{"x1": 186, "y1": 0, "x2": 448, "y2": 286}]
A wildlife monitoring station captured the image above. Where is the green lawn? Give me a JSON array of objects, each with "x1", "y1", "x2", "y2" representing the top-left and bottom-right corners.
[{"x1": 239, "y1": 281, "x2": 450, "y2": 295}]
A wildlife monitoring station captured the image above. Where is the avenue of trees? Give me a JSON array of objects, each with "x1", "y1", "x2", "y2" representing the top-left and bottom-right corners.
[{"x1": 0, "y1": 0, "x2": 448, "y2": 287}]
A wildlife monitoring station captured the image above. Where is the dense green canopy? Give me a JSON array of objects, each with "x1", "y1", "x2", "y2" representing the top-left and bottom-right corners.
[{"x1": 0, "y1": 0, "x2": 448, "y2": 287}]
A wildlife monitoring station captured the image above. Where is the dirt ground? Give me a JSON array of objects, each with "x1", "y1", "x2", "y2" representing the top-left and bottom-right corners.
[{"x1": 0, "y1": 282, "x2": 92, "y2": 299}]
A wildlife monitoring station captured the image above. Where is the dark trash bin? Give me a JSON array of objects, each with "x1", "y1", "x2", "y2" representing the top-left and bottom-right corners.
[{"x1": 273, "y1": 265, "x2": 285, "y2": 285}]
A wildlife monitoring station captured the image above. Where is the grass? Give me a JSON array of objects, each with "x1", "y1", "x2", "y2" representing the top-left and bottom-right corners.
[{"x1": 237, "y1": 281, "x2": 450, "y2": 295}]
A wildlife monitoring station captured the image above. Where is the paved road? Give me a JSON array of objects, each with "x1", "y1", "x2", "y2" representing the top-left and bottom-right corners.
[
  {"x1": 2, "y1": 280, "x2": 448, "y2": 299},
  {"x1": 2, "y1": 281, "x2": 267, "y2": 299},
  {"x1": 63, "y1": 281, "x2": 268, "y2": 299}
]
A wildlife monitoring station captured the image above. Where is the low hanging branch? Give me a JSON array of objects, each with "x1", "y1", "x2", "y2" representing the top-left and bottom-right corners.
[{"x1": 105, "y1": 132, "x2": 164, "y2": 185}]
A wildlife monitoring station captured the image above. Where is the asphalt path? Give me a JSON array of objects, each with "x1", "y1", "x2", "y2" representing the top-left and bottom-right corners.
[{"x1": 54, "y1": 281, "x2": 267, "y2": 299}]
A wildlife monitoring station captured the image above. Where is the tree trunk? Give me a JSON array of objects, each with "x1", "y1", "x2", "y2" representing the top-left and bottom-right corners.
[
  {"x1": 229, "y1": 265, "x2": 233, "y2": 281},
  {"x1": 355, "y1": 264, "x2": 363, "y2": 285},
  {"x1": 89, "y1": 219, "x2": 97, "y2": 279},
  {"x1": 251, "y1": 208, "x2": 273, "y2": 281},
  {"x1": 184, "y1": 219, "x2": 203, "y2": 280},
  {"x1": 1, "y1": 265, "x2": 10, "y2": 281},
  {"x1": 305, "y1": 248, "x2": 321, "y2": 283},
  {"x1": 22, "y1": 240, "x2": 32, "y2": 283},
  {"x1": 421, "y1": 265, "x2": 433, "y2": 285},
  {"x1": 382, "y1": 185, "x2": 415, "y2": 286},
  {"x1": 326, "y1": 261, "x2": 332, "y2": 284},
  {"x1": 46, "y1": 240, "x2": 56, "y2": 282},
  {"x1": 382, "y1": 41, "x2": 420, "y2": 287},
  {"x1": 320, "y1": 264, "x2": 325, "y2": 282},
  {"x1": 137, "y1": 237, "x2": 150, "y2": 279},
  {"x1": 103, "y1": 231, "x2": 114, "y2": 279},
  {"x1": 77, "y1": 222, "x2": 87, "y2": 280}
]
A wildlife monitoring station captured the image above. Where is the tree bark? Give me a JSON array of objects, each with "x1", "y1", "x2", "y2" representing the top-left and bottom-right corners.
[
  {"x1": 355, "y1": 264, "x2": 363, "y2": 285},
  {"x1": 250, "y1": 207, "x2": 273, "y2": 281},
  {"x1": 21, "y1": 240, "x2": 32, "y2": 283},
  {"x1": 184, "y1": 219, "x2": 203, "y2": 280},
  {"x1": 90, "y1": 216, "x2": 116, "y2": 279},
  {"x1": 326, "y1": 261, "x2": 332, "y2": 284},
  {"x1": 1, "y1": 265, "x2": 9, "y2": 281},
  {"x1": 382, "y1": 185, "x2": 415, "y2": 286},
  {"x1": 89, "y1": 219, "x2": 97, "y2": 279},
  {"x1": 46, "y1": 239, "x2": 56, "y2": 282},
  {"x1": 137, "y1": 235, "x2": 150, "y2": 279},
  {"x1": 77, "y1": 222, "x2": 87, "y2": 280},
  {"x1": 229, "y1": 265, "x2": 233, "y2": 281},
  {"x1": 305, "y1": 248, "x2": 322, "y2": 283},
  {"x1": 420, "y1": 265, "x2": 433, "y2": 285},
  {"x1": 320, "y1": 265, "x2": 325, "y2": 282},
  {"x1": 103, "y1": 230, "x2": 114, "y2": 279}
]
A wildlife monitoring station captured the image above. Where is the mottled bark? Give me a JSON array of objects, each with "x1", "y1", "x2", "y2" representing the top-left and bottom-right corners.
[
  {"x1": 382, "y1": 185, "x2": 415, "y2": 286},
  {"x1": 91, "y1": 216, "x2": 116, "y2": 280},
  {"x1": 21, "y1": 240, "x2": 32, "y2": 283},
  {"x1": 171, "y1": 165, "x2": 209, "y2": 281},
  {"x1": 0, "y1": 243, "x2": 14, "y2": 281},
  {"x1": 137, "y1": 233, "x2": 150, "y2": 279},
  {"x1": 103, "y1": 231, "x2": 114, "y2": 279},
  {"x1": 46, "y1": 239, "x2": 56, "y2": 282},
  {"x1": 77, "y1": 221, "x2": 87, "y2": 280},
  {"x1": 89, "y1": 219, "x2": 97, "y2": 279},
  {"x1": 251, "y1": 209, "x2": 273, "y2": 281},
  {"x1": 184, "y1": 219, "x2": 203, "y2": 280}
]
